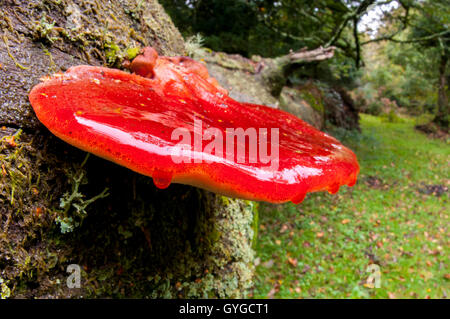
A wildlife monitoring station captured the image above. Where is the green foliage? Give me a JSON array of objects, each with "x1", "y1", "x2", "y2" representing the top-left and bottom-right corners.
[
  {"x1": 380, "y1": 110, "x2": 405, "y2": 123},
  {"x1": 160, "y1": 0, "x2": 259, "y2": 56},
  {"x1": 414, "y1": 113, "x2": 435, "y2": 126},
  {"x1": 367, "y1": 101, "x2": 383, "y2": 116},
  {"x1": 408, "y1": 0, "x2": 449, "y2": 51},
  {"x1": 358, "y1": 38, "x2": 440, "y2": 115},
  {"x1": 161, "y1": 0, "x2": 448, "y2": 117},
  {"x1": 160, "y1": 0, "x2": 357, "y2": 58},
  {"x1": 358, "y1": 0, "x2": 449, "y2": 120}
]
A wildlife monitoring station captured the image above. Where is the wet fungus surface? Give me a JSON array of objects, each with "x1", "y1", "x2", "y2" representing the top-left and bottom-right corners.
[{"x1": 29, "y1": 47, "x2": 359, "y2": 204}]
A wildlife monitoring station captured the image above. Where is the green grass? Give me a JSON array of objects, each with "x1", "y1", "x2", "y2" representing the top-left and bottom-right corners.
[{"x1": 252, "y1": 114, "x2": 449, "y2": 299}]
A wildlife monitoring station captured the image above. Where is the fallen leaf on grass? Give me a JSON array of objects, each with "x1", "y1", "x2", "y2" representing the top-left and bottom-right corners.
[
  {"x1": 280, "y1": 223, "x2": 289, "y2": 233},
  {"x1": 420, "y1": 271, "x2": 433, "y2": 281},
  {"x1": 287, "y1": 257, "x2": 298, "y2": 267}
]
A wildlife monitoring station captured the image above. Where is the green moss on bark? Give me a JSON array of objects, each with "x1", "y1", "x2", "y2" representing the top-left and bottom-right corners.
[{"x1": 0, "y1": 126, "x2": 257, "y2": 299}]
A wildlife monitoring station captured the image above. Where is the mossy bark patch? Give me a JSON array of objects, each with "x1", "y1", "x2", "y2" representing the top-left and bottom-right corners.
[
  {"x1": 0, "y1": 129, "x2": 256, "y2": 298},
  {"x1": 0, "y1": 0, "x2": 185, "y2": 129}
]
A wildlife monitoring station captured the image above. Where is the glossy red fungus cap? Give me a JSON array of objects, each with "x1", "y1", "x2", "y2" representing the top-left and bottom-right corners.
[{"x1": 29, "y1": 47, "x2": 359, "y2": 204}]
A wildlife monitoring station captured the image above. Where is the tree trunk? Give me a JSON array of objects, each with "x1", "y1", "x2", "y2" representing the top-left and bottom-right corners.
[
  {"x1": 256, "y1": 46, "x2": 336, "y2": 96},
  {"x1": 0, "y1": 0, "x2": 255, "y2": 298},
  {"x1": 434, "y1": 53, "x2": 449, "y2": 130}
]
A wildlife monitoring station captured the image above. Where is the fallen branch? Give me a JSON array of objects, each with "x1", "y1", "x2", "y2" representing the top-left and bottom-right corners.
[
  {"x1": 287, "y1": 46, "x2": 337, "y2": 63},
  {"x1": 257, "y1": 46, "x2": 337, "y2": 96}
]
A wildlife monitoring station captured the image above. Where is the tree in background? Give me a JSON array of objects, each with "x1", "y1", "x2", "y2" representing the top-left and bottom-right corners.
[
  {"x1": 160, "y1": 0, "x2": 383, "y2": 87},
  {"x1": 158, "y1": 0, "x2": 258, "y2": 55},
  {"x1": 160, "y1": 0, "x2": 375, "y2": 60},
  {"x1": 408, "y1": 0, "x2": 449, "y2": 128},
  {"x1": 160, "y1": 0, "x2": 449, "y2": 129},
  {"x1": 359, "y1": 0, "x2": 449, "y2": 128}
]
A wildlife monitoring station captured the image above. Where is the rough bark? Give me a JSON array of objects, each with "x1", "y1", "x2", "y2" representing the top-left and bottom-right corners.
[{"x1": 0, "y1": 0, "x2": 255, "y2": 298}]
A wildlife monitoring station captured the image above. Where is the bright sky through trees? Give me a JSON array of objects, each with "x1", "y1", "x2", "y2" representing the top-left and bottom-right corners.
[{"x1": 359, "y1": 1, "x2": 399, "y2": 37}]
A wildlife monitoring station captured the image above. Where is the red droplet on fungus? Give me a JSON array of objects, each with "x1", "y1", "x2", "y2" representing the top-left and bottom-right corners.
[
  {"x1": 152, "y1": 169, "x2": 173, "y2": 189},
  {"x1": 291, "y1": 191, "x2": 307, "y2": 205},
  {"x1": 29, "y1": 47, "x2": 360, "y2": 204}
]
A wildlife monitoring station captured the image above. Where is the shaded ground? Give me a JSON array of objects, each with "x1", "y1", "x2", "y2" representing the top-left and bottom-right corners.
[
  {"x1": 252, "y1": 114, "x2": 449, "y2": 299},
  {"x1": 415, "y1": 122, "x2": 449, "y2": 142}
]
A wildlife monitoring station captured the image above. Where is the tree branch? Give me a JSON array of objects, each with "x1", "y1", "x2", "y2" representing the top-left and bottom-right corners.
[
  {"x1": 260, "y1": 17, "x2": 321, "y2": 44},
  {"x1": 353, "y1": 17, "x2": 361, "y2": 68},
  {"x1": 325, "y1": 0, "x2": 376, "y2": 47},
  {"x1": 361, "y1": 30, "x2": 450, "y2": 45}
]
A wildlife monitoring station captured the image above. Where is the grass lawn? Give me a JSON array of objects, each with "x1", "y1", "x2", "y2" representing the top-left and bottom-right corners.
[{"x1": 251, "y1": 114, "x2": 449, "y2": 298}]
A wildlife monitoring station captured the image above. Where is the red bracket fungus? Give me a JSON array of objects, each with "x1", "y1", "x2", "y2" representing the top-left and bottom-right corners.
[{"x1": 29, "y1": 47, "x2": 359, "y2": 204}]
